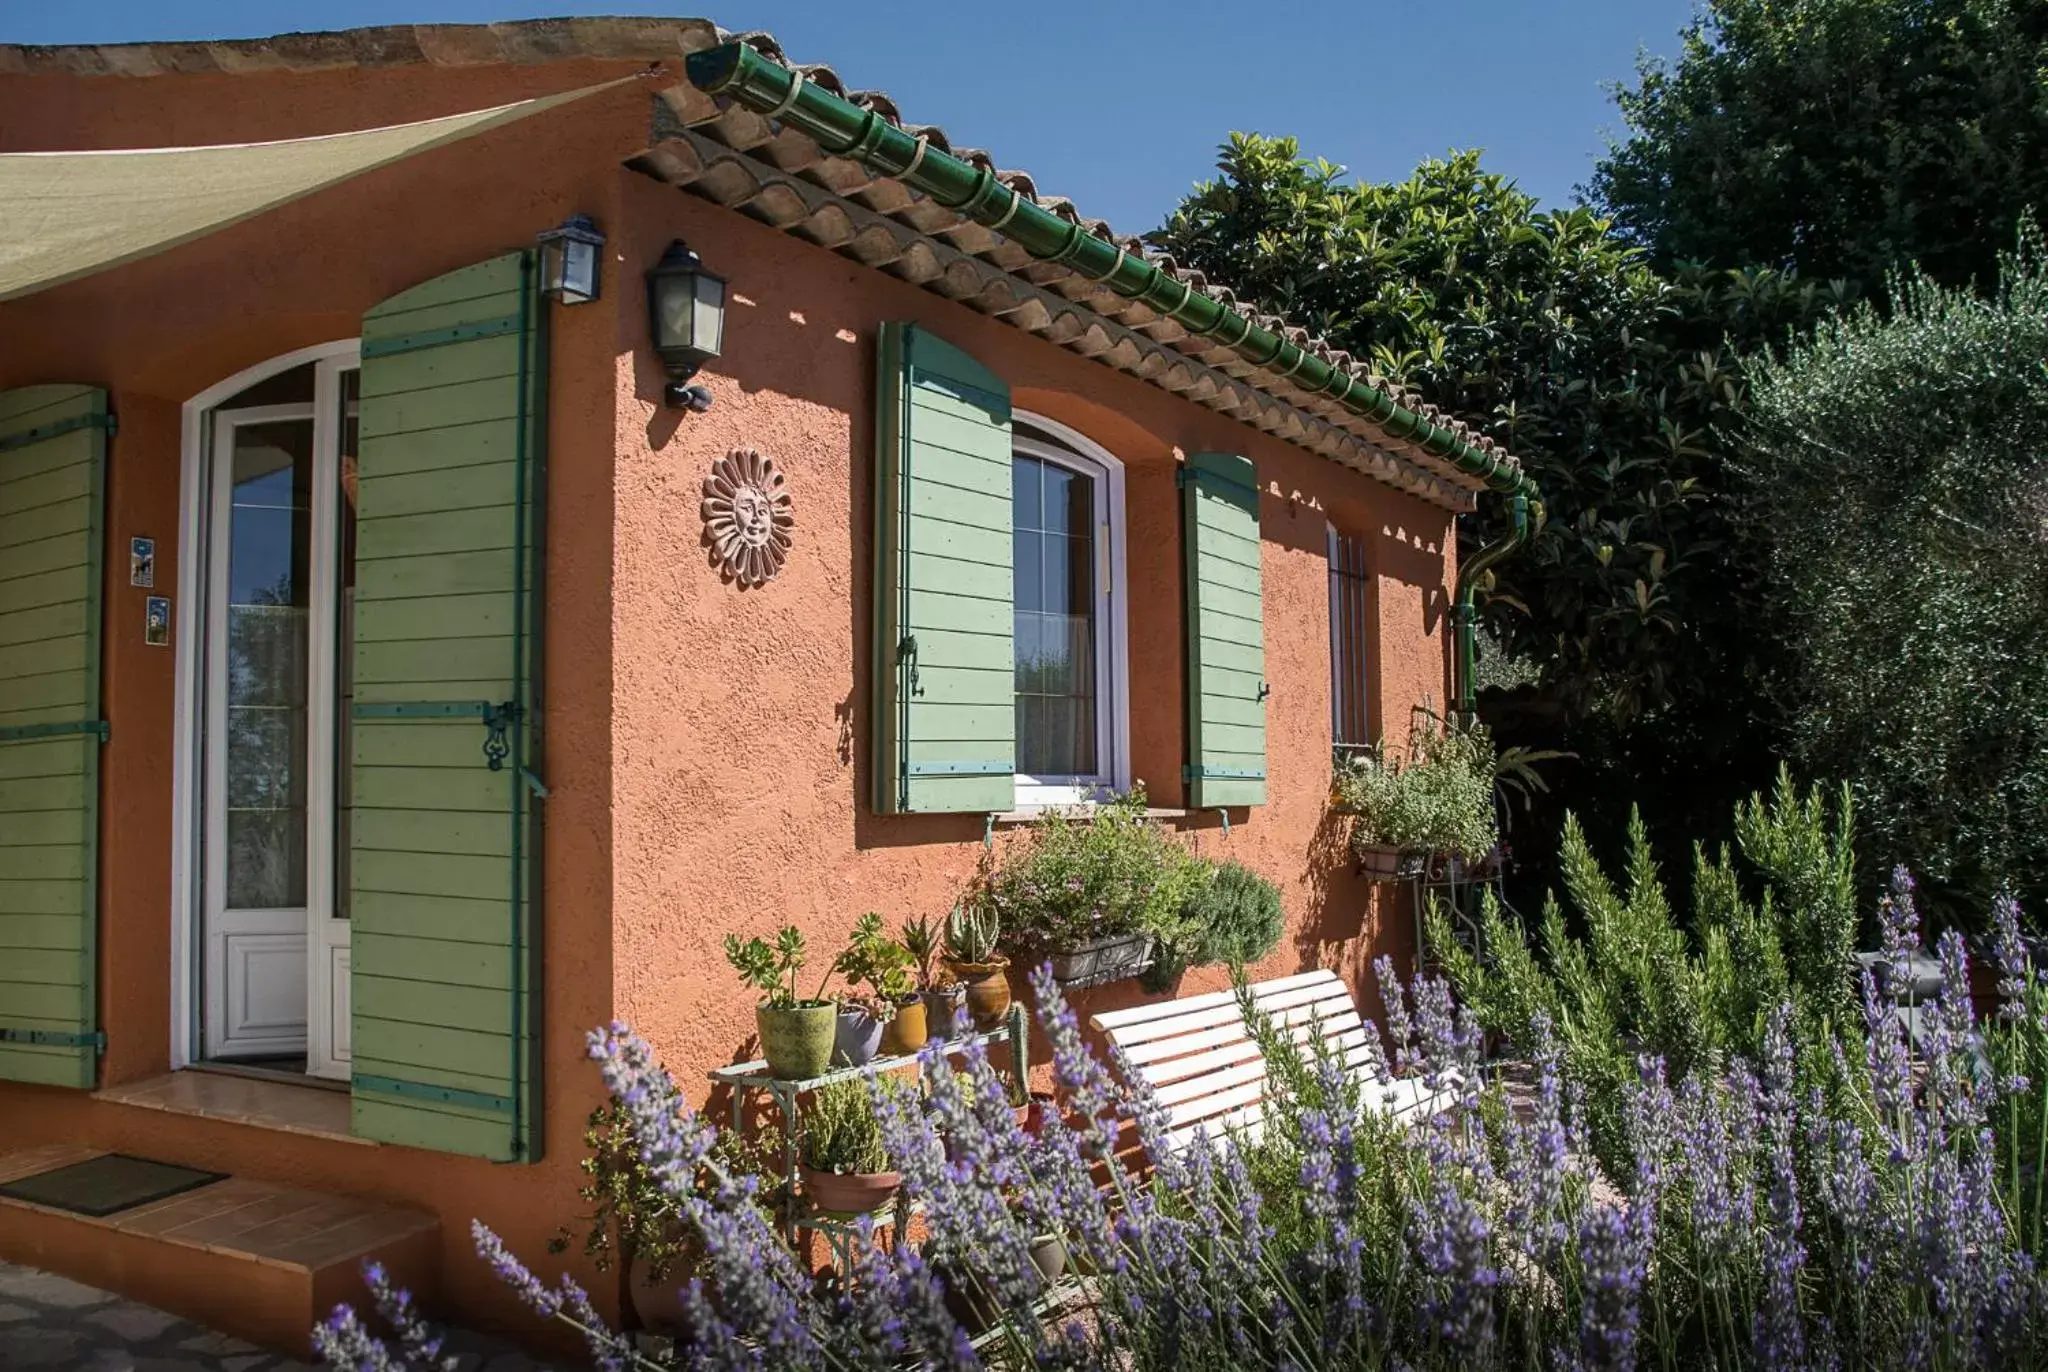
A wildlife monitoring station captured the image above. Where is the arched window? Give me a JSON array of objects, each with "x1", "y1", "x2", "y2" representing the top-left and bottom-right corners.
[{"x1": 1010, "y1": 413, "x2": 1129, "y2": 807}]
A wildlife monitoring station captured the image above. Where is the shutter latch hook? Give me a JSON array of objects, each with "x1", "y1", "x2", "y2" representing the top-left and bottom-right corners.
[{"x1": 482, "y1": 701, "x2": 521, "y2": 771}]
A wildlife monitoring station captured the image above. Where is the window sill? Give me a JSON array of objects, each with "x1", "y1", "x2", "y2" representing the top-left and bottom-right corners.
[{"x1": 993, "y1": 805, "x2": 1190, "y2": 825}]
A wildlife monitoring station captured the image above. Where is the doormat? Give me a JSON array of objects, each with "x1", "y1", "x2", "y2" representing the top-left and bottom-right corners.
[{"x1": 0, "y1": 1153, "x2": 225, "y2": 1218}]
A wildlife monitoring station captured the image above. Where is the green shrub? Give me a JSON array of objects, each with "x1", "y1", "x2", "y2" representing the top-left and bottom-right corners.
[
  {"x1": 1151, "y1": 861, "x2": 1286, "y2": 987},
  {"x1": 1743, "y1": 228, "x2": 2048, "y2": 920}
]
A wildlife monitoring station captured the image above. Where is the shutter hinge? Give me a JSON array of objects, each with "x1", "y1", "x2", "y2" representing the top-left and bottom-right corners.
[
  {"x1": 0, "y1": 719, "x2": 109, "y2": 745},
  {"x1": 0, "y1": 409, "x2": 115, "y2": 453},
  {"x1": 1, "y1": 1027, "x2": 105, "y2": 1053}
]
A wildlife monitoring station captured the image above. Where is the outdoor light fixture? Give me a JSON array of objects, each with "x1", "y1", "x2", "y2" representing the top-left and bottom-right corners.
[
  {"x1": 646, "y1": 239, "x2": 726, "y2": 411},
  {"x1": 536, "y1": 213, "x2": 606, "y2": 305}
]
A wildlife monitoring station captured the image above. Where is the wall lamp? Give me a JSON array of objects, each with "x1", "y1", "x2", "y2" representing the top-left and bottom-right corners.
[
  {"x1": 647, "y1": 240, "x2": 727, "y2": 411},
  {"x1": 536, "y1": 213, "x2": 605, "y2": 305}
]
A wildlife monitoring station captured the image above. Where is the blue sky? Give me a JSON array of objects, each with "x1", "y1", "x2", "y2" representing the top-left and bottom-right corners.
[{"x1": 3, "y1": 2, "x2": 1700, "y2": 231}]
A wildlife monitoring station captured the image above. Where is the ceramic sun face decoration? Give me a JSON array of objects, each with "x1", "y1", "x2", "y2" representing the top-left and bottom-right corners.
[{"x1": 702, "y1": 449, "x2": 794, "y2": 587}]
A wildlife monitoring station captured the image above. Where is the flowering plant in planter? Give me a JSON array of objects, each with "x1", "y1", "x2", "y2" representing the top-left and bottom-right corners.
[
  {"x1": 985, "y1": 787, "x2": 1202, "y2": 983},
  {"x1": 1334, "y1": 715, "x2": 1498, "y2": 877}
]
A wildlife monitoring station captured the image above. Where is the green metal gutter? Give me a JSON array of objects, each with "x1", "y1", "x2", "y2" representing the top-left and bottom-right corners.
[
  {"x1": 1451, "y1": 494, "x2": 1540, "y2": 725},
  {"x1": 684, "y1": 41, "x2": 1541, "y2": 722}
]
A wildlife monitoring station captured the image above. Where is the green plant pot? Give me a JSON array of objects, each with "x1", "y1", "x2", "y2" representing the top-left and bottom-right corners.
[{"x1": 757, "y1": 1001, "x2": 835, "y2": 1080}]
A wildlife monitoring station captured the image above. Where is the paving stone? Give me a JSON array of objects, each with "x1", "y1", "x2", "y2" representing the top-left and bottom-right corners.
[
  {"x1": 0, "y1": 1264, "x2": 115, "y2": 1307},
  {"x1": 135, "y1": 1359, "x2": 222, "y2": 1372},
  {"x1": 0, "y1": 1324, "x2": 86, "y2": 1367},
  {"x1": 178, "y1": 1329, "x2": 263, "y2": 1355},
  {"x1": 0, "y1": 1299, "x2": 36, "y2": 1322},
  {"x1": 87, "y1": 1302, "x2": 185, "y2": 1341},
  {"x1": 78, "y1": 1348, "x2": 141, "y2": 1371},
  {"x1": 221, "y1": 1356, "x2": 270, "y2": 1372}
]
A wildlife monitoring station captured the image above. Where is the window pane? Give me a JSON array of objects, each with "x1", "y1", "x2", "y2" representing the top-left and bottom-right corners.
[
  {"x1": 224, "y1": 419, "x2": 312, "y2": 910},
  {"x1": 1013, "y1": 449, "x2": 1099, "y2": 779},
  {"x1": 1013, "y1": 455, "x2": 1042, "y2": 532}
]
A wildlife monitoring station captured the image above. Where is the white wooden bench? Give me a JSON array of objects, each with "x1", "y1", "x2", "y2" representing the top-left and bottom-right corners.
[{"x1": 1089, "y1": 968, "x2": 1458, "y2": 1155}]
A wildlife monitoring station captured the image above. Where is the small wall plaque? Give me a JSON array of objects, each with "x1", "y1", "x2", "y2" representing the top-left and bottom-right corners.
[
  {"x1": 129, "y1": 537, "x2": 154, "y2": 588},
  {"x1": 144, "y1": 596, "x2": 170, "y2": 647},
  {"x1": 702, "y1": 449, "x2": 793, "y2": 588}
]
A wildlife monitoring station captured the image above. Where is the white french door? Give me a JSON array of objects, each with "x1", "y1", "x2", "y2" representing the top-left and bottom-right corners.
[{"x1": 199, "y1": 353, "x2": 357, "y2": 1078}]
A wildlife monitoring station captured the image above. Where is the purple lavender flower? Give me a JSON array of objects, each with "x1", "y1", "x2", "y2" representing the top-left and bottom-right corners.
[{"x1": 1574, "y1": 1205, "x2": 1643, "y2": 1372}]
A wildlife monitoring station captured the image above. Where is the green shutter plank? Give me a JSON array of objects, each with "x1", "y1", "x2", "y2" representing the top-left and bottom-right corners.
[
  {"x1": 873, "y1": 323, "x2": 1017, "y2": 815},
  {"x1": 0, "y1": 384, "x2": 107, "y2": 1088},
  {"x1": 350, "y1": 253, "x2": 544, "y2": 1162},
  {"x1": 1183, "y1": 452, "x2": 1268, "y2": 809}
]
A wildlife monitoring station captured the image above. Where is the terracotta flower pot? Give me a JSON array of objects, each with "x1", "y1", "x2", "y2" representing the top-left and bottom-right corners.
[
  {"x1": 757, "y1": 1002, "x2": 836, "y2": 1081},
  {"x1": 627, "y1": 1252, "x2": 688, "y2": 1332},
  {"x1": 833, "y1": 1007, "x2": 886, "y2": 1067},
  {"x1": 922, "y1": 985, "x2": 966, "y2": 1041},
  {"x1": 946, "y1": 956, "x2": 1012, "y2": 1031},
  {"x1": 879, "y1": 996, "x2": 928, "y2": 1057},
  {"x1": 802, "y1": 1165, "x2": 902, "y2": 1216},
  {"x1": 1019, "y1": 1091, "x2": 1058, "y2": 1137}
]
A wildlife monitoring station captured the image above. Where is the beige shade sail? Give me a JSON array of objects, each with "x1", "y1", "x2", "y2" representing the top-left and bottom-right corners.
[{"x1": 0, "y1": 76, "x2": 634, "y2": 303}]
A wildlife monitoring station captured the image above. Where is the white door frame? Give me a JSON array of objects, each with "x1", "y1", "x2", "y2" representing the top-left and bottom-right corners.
[{"x1": 172, "y1": 340, "x2": 359, "y2": 1077}]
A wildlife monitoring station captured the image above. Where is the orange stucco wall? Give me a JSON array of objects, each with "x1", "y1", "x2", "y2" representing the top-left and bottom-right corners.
[
  {"x1": 602, "y1": 175, "x2": 1456, "y2": 1075},
  {"x1": 0, "y1": 50, "x2": 1456, "y2": 1340}
]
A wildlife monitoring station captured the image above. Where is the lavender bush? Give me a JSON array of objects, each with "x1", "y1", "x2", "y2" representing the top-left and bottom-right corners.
[{"x1": 321, "y1": 885, "x2": 2048, "y2": 1370}]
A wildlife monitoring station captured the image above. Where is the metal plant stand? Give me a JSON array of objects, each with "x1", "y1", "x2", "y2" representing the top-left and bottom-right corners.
[
  {"x1": 708, "y1": 1003, "x2": 1030, "y2": 1265},
  {"x1": 1407, "y1": 854, "x2": 1515, "y2": 976}
]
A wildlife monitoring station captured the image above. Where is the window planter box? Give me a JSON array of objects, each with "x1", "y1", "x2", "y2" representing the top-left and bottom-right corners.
[{"x1": 1048, "y1": 932, "x2": 1156, "y2": 986}]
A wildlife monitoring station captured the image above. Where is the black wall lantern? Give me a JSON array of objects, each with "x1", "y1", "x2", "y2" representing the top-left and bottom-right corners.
[
  {"x1": 535, "y1": 213, "x2": 605, "y2": 305},
  {"x1": 647, "y1": 240, "x2": 726, "y2": 411}
]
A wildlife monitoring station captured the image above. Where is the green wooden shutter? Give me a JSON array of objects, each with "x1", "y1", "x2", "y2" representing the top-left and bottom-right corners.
[
  {"x1": 0, "y1": 385, "x2": 108, "y2": 1087},
  {"x1": 872, "y1": 323, "x2": 1017, "y2": 815},
  {"x1": 349, "y1": 253, "x2": 545, "y2": 1161},
  {"x1": 1181, "y1": 451, "x2": 1267, "y2": 808}
]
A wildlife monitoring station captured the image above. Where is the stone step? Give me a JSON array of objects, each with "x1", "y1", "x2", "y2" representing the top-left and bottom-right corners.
[{"x1": 0, "y1": 1145, "x2": 437, "y2": 1358}]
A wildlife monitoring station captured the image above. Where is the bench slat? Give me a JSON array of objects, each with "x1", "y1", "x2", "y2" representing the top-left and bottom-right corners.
[
  {"x1": 1089, "y1": 969, "x2": 1342, "y2": 1032},
  {"x1": 1105, "y1": 989, "x2": 1358, "y2": 1049}
]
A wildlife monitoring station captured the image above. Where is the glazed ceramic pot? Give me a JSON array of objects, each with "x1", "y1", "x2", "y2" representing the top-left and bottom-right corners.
[
  {"x1": 627, "y1": 1251, "x2": 688, "y2": 1332},
  {"x1": 756, "y1": 1002, "x2": 836, "y2": 1081},
  {"x1": 833, "y1": 1006, "x2": 887, "y2": 1067},
  {"x1": 922, "y1": 985, "x2": 966, "y2": 1041},
  {"x1": 946, "y1": 957, "x2": 1012, "y2": 1031},
  {"x1": 879, "y1": 995, "x2": 928, "y2": 1057},
  {"x1": 802, "y1": 1166, "x2": 902, "y2": 1216}
]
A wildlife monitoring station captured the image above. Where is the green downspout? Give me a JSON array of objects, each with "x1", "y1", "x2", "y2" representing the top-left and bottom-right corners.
[{"x1": 683, "y1": 42, "x2": 1540, "y2": 724}]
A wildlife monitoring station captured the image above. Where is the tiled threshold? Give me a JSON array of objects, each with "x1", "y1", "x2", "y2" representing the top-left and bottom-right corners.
[
  {"x1": 0, "y1": 1142, "x2": 436, "y2": 1356},
  {"x1": 95, "y1": 1069, "x2": 369, "y2": 1146}
]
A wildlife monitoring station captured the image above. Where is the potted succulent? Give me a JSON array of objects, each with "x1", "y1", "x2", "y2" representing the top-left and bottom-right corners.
[
  {"x1": 901, "y1": 910, "x2": 963, "y2": 1045},
  {"x1": 943, "y1": 897, "x2": 1011, "y2": 1031},
  {"x1": 829, "y1": 914, "x2": 915, "y2": 1067},
  {"x1": 725, "y1": 926, "x2": 837, "y2": 1081},
  {"x1": 800, "y1": 1078, "x2": 901, "y2": 1216}
]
